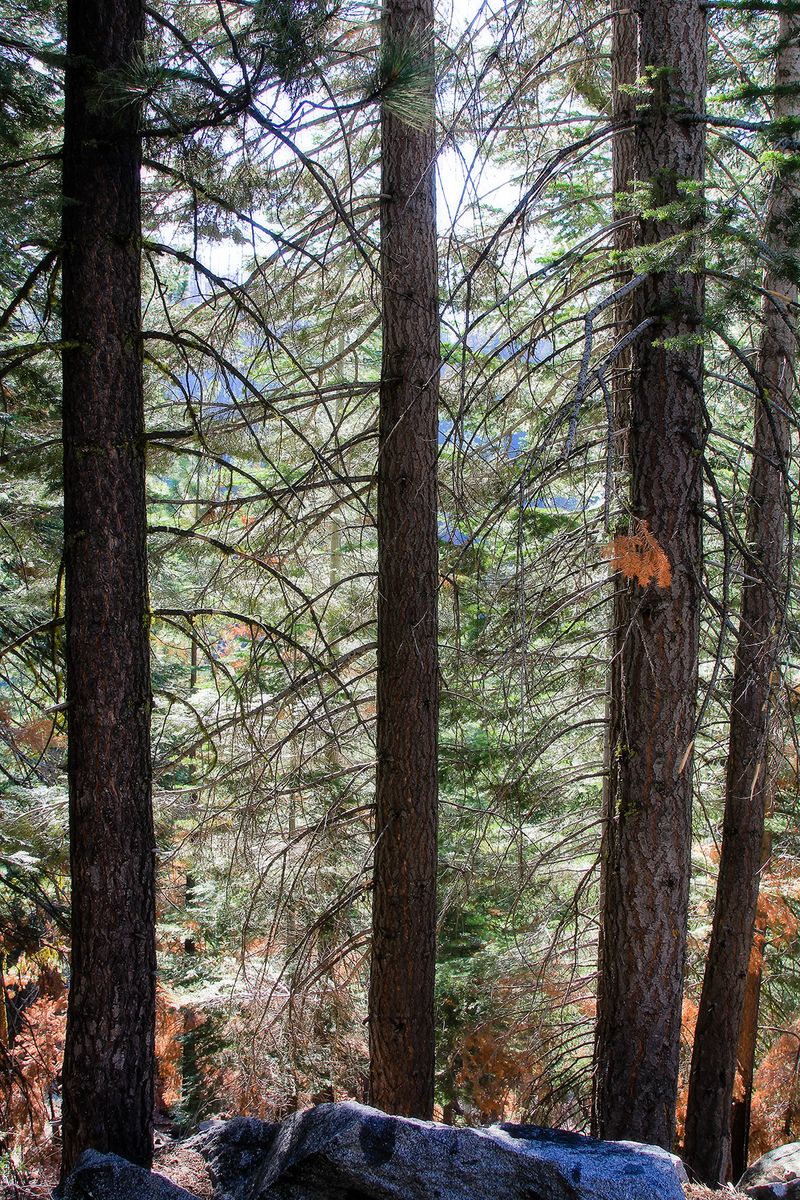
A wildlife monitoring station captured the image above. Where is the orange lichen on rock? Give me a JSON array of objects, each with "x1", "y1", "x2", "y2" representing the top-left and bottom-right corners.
[{"x1": 603, "y1": 519, "x2": 672, "y2": 588}]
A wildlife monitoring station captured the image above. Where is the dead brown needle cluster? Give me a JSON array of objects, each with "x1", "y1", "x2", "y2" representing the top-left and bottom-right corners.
[{"x1": 604, "y1": 519, "x2": 672, "y2": 589}]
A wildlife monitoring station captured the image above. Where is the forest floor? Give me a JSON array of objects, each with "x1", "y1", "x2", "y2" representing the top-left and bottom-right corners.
[
  {"x1": 684, "y1": 1186, "x2": 749, "y2": 1198},
  {"x1": 154, "y1": 1142, "x2": 214, "y2": 1197}
]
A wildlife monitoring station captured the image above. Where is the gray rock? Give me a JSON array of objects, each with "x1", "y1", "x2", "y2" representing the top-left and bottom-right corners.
[
  {"x1": 62, "y1": 1149, "x2": 201, "y2": 1200},
  {"x1": 187, "y1": 1115, "x2": 279, "y2": 1198},
  {"x1": 193, "y1": 1100, "x2": 686, "y2": 1200},
  {"x1": 494, "y1": 1122, "x2": 688, "y2": 1197},
  {"x1": 739, "y1": 1142, "x2": 800, "y2": 1199}
]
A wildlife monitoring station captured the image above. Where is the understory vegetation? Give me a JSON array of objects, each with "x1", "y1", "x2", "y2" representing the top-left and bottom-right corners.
[{"x1": 1, "y1": 0, "x2": 800, "y2": 1190}]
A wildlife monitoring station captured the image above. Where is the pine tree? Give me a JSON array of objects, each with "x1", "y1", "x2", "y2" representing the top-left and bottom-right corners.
[
  {"x1": 684, "y1": 10, "x2": 800, "y2": 1183},
  {"x1": 59, "y1": 0, "x2": 156, "y2": 1176},
  {"x1": 368, "y1": 0, "x2": 440, "y2": 1118},
  {"x1": 593, "y1": 0, "x2": 707, "y2": 1148}
]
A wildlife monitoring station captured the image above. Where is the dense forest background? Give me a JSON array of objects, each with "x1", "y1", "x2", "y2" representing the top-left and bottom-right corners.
[{"x1": 1, "y1": 0, "x2": 800, "y2": 1192}]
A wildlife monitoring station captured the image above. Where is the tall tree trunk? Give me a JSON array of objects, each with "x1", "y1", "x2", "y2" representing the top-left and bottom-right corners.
[
  {"x1": 730, "y1": 851, "x2": 769, "y2": 1183},
  {"x1": 593, "y1": 0, "x2": 707, "y2": 1149},
  {"x1": 609, "y1": 0, "x2": 638, "y2": 343},
  {"x1": 683, "y1": 14, "x2": 799, "y2": 1184},
  {"x1": 595, "y1": 0, "x2": 638, "y2": 1038},
  {"x1": 368, "y1": 0, "x2": 440, "y2": 1119},
  {"x1": 60, "y1": 0, "x2": 155, "y2": 1177},
  {"x1": 0, "y1": 956, "x2": 7, "y2": 1052}
]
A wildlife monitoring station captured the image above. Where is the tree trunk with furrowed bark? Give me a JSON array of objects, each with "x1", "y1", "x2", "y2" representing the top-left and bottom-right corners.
[
  {"x1": 368, "y1": 0, "x2": 440, "y2": 1119},
  {"x1": 684, "y1": 12, "x2": 799, "y2": 1184},
  {"x1": 60, "y1": 0, "x2": 155, "y2": 1177},
  {"x1": 593, "y1": 0, "x2": 707, "y2": 1150},
  {"x1": 595, "y1": 0, "x2": 638, "y2": 1049}
]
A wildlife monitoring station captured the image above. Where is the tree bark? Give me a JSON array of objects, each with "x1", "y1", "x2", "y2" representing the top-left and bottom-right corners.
[
  {"x1": 683, "y1": 13, "x2": 799, "y2": 1184},
  {"x1": 730, "y1": 856, "x2": 769, "y2": 1183},
  {"x1": 60, "y1": 0, "x2": 155, "y2": 1177},
  {"x1": 596, "y1": 0, "x2": 638, "y2": 1017},
  {"x1": 368, "y1": 0, "x2": 440, "y2": 1119},
  {"x1": 593, "y1": 0, "x2": 707, "y2": 1150}
]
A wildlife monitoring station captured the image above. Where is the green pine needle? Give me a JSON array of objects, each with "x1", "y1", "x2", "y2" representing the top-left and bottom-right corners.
[{"x1": 369, "y1": 32, "x2": 435, "y2": 131}]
